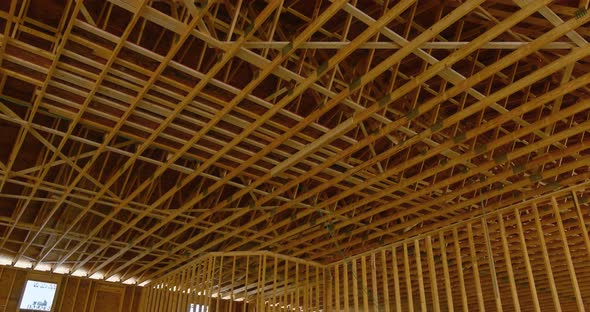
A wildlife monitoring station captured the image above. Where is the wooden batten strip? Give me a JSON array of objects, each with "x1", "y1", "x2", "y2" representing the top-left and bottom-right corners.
[
  {"x1": 334, "y1": 263, "x2": 340, "y2": 311},
  {"x1": 425, "y1": 236, "x2": 441, "y2": 312},
  {"x1": 452, "y1": 227, "x2": 468, "y2": 312},
  {"x1": 571, "y1": 192, "x2": 590, "y2": 262},
  {"x1": 514, "y1": 208, "x2": 542, "y2": 312},
  {"x1": 551, "y1": 197, "x2": 586, "y2": 311},
  {"x1": 438, "y1": 232, "x2": 454, "y2": 312},
  {"x1": 531, "y1": 203, "x2": 562, "y2": 312},
  {"x1": 390, "y1": 246, "x2": 401, "y2": 312},
  {"x1": 467, "y1": 223, "x2": 485, "y2": 311},
  {"x1": 342, "y1": 262, "x2": 349, "y2": 312},
  {"x1": 498, "y1": 213, "x2": 522, "y2": 312},
  {"x1": 352, "y1": 259, "x2": 359, "y2": 312},
  {"x1": 481, "y1": 218, "x2": 503, "y2": 311},
  {"x1": 403, "y1": 242, "x2": 414, "y2": 312},
  {"x1": 380, "y1": 249, "x2": 390, "y2": 312},
  {"x1": 361, "y1": 256, "x2": 369, "y2": 312}
]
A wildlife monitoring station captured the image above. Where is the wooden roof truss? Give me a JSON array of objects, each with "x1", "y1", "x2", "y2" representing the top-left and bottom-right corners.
[{"x1": 0, "y1": 0, "x2": 588, "y2": 284}]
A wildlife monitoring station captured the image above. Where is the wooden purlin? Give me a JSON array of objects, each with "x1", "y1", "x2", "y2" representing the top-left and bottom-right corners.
[{"x1": 239, "y1": 41, "x2": 576, "y2": 50}]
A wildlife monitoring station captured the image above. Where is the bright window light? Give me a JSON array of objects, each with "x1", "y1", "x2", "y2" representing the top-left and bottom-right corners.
[
  {"x1": 33, "y1": 263, "x2": 52, "y2": 272},
  {"x1": 122, "y1": 278, "x2": 136, "y2": 285},
  {"x1": 188, "y1": 304, "x2": 209, "y2": 312},
  {"x1": 19, "y1": 280, "x2": 57, "y2": 311},
  {"x1": 88, "y1": 272, "x2": 103, "y2": 280},
  {"x1": 0, "y1": 254, "x2": 12, "y2": 265},
  {"x1": 53, "y1": 266, "x2": 70, "y2": 275},
  {"x1": 138, "y1": 280, "x2": 150, "y2": 287},
  {"x1": 14, "y1": 259, "x2": 32, "y2": 268}
]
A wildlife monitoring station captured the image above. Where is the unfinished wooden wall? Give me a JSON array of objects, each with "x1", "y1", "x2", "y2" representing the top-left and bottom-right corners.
[
  {"x1": 0, "y1": 266, "x2": 143, "y2": 312},
  {"x1": 140, "y1": 191, "x2": 590, "y2": 312},
  {"x1": 324, "y1": 192, "x2": 590, "y2": 311},
  {"x1": 140, "y1": 251, "x2": 325, "y2": 312}
]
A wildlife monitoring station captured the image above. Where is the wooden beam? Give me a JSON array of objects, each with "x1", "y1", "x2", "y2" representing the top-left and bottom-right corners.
[
  {"x1": 550, "y1": 196, "x2": 586, "y2": 311},
  {"x1": 239, "y1": 41, "x2": 575, "y2": 50}
]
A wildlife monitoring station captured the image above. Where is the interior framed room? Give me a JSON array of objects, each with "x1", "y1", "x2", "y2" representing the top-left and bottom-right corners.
[{"x1": 0, "y1": 0, "x2": 589, "y2": 311}]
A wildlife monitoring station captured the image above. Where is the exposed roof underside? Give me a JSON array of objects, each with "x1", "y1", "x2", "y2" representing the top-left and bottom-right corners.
[{"x1": 0, "y1": 0, "x2": 589, "y2": 283}]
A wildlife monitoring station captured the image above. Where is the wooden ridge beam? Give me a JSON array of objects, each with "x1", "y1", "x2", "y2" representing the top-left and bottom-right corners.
[{"x1": 238, "y1": 41, "x2": 576, "y2": 50}]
